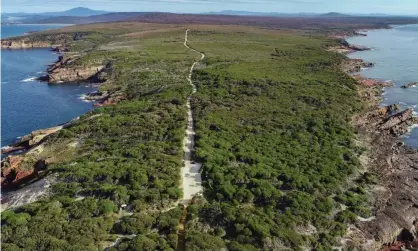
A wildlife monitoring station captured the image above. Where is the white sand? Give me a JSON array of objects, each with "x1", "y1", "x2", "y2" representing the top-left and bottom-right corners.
[{"x1": 180, "y1": 30, "x2": 205, "y2": 205}]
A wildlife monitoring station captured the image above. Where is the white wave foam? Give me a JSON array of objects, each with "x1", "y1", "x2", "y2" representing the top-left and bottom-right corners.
[
  {"x1": 409, "y1": 124, "x2": 418, "y2": 131},
  {"x1": 1, "y1": 146, "x2": 12, "y2": 151},
  {"x1": 78, "y1": 94, "x2": 93, "y2": 103},
  {"x1": 22, "y1": 77, "x2": 37, "y2": 82},
  {"x1": 401, "y1": 124, "x2": 418, "y2": 140}
]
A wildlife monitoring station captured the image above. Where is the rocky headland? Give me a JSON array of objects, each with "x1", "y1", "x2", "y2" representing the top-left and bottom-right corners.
[
  {"x1": 1, "y1": 32, "x2": 88, "y2": 49},
  {"x1": 39, "y1": 55, "x2": 109, "y2": 84},
  {"x1": 338, "y1": 39, "x2": 418, "y2": 251},
  {"x1": 328, "y1": 37, "x2": 372, "y2": 55},
  {"x1": 0, "y1": 118, "x2": 79, "y2": 187},
  {"x1": 401, "y1": 82, "x2": 418, "y2": 89},
  {"x1": 1, "y1": 40, "x2": 51, "y2": 49}
]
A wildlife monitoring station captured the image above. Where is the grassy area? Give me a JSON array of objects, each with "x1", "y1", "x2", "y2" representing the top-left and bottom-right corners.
[{"x1": 2, "y1": 23, "x2": 372, "y2": 250}]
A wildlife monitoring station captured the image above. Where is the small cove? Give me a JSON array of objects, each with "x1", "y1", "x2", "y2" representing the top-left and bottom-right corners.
[{"x1": 1, "y1": 24, "x2": 95, "y2": 147}]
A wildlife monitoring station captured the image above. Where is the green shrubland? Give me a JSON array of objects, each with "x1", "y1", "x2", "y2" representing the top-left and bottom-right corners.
[
  {"x1": 183, "y1": 29, "x2": 368, "y2": 250},
  {"x1": 2, "y1": 24, "x2": 372, "y2": 250}
]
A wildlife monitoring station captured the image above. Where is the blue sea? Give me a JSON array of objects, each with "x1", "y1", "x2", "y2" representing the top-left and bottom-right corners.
[
  {"x1": 1, "y1": 24, "x2": 95, "y2": 147},
  {"x1": 347, "y1": 24, "x2": 418, "y2": 148}
]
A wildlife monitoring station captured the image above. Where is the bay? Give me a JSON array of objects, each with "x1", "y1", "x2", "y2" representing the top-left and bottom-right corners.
[{"x1": 1, "y1": 24, "x2": 95, "y2": 147}]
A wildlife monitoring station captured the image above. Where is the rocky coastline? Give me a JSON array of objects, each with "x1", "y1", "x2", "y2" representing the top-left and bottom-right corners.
[
  {"x1": 1, "y1": 118, "x2": 78, "y2": 187},
  {"x1": 1, "y1": 33, "x2": 125, "y2": 195},
  {"x1": 0, "y1": 32, "x2": 88, "y2": 50},
  {"x1": 1, "y1": 26, "x2": 417, "y2": 248},
  {"x1": 339, "y1": 38, "x2": 418, "y2": 250}
]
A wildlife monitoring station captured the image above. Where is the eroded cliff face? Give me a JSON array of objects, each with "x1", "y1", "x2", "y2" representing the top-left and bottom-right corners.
[
  {"x1": 1, "y1": 32, "x2": 88, "y2": 49},
  {"x1": 39, "y1": 55, "x2": 109, "y2": 84},
  {"x1": 1, "y1": 40, "x2": 52, "y2": 49}
]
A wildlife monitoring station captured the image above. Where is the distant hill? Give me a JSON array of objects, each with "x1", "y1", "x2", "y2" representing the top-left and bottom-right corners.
[
  {"x1": 42, "y1": 7, "x2": 108, "y2": 17},
  {"x1": 3, "y1": 8, "x2": 418, "y2": 25},
  {"x1": 3, "y1": 7, "x2": 107, "y2": 17},
  {"x1": 1, "y1": 7, "x2": 108, "y2": 24},
  {"x1": 36, "y1": 12, "x2": 150, "y2": 25},
  {"x1": 203, "y1": 10, "x2": 318, "y2": 17},
  {"x1": 320, "y1": 12, "x2": 351, "y2": 17}
]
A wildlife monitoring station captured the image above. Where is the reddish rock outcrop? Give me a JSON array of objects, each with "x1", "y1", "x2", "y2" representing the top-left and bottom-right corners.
[
  {"x1": 353, "y1": 75, "x2": 394, "y2": 87},
  {"x1": 1, "y1": 156, "x2": 25, "y2": 185},
  {"x1": 1, "y1": 156, "x2": 47, "y2": 188}
]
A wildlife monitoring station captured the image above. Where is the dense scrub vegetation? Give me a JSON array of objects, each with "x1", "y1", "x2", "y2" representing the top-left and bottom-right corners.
[
  {"x1": 2, "y1": 24, "x2": 373, "y2": 250},
  {"x1": 182, "y1": 29, "x2": 370, "y2": 250},
  {"x1": 2, "y1": 25, "x2": 198, "y2": 250}
]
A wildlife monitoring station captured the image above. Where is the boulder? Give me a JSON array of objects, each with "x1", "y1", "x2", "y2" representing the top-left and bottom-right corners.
[
  {"x1": 379, "y1": 104, "x2": 400, "y2": 116},
  {"x1": 380, "y1": 109, "x2": 414, "y2": 131},
  {"x1": 1, "y1": 156, "x2": 25, "y2": 185}
]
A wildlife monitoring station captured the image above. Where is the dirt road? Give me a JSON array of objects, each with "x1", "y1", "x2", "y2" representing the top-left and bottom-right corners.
[{"x1": 180, "y1": 29, "x2": 205, "y2": 205}]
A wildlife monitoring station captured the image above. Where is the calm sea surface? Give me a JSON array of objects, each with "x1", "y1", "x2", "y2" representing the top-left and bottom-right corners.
[
  {"x1": 1, "y1": 24, "x2": 95, "y2": 147},
  {"x1": 347, "y1": 24, "x2": 418, "y2": 148}
]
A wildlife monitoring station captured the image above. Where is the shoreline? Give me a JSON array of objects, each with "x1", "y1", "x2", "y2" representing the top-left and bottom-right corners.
[
  {"x1": 1, "y1": 35, "x2": 122, "y2": 192},
  {"x1": 346, "y1": 26, "x2": 418, "y2": 146},
  {"x1": 339, "y1": 27, "x2": 418, "y2": 250},
  {"x1": 1, "y1": 22, "x2": 418, "y2": 249},
  {"x1": 1, "y1": 50, "x2": 104, "y2": 152}
]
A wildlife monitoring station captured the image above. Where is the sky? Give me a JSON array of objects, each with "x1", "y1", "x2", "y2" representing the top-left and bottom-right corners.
[{"x1": 2, "y1": 0, "x2": 418, "y2": 15}]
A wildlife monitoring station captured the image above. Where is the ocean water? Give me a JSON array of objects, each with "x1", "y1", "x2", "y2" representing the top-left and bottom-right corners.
[
  {"x1": 2, "y1": 24, "x2": 70, "y2": 39},
  {"x1": 1, "y1": 25, "x2": 95, "y2": 147},
  {"x1": 347, "y1": 24, "x2": 418, "y2": 148}
]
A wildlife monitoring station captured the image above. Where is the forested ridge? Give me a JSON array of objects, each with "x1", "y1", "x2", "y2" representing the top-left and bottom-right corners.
[{"x1": 2, "y1": 24, "x2": 373, "y2": 251}]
